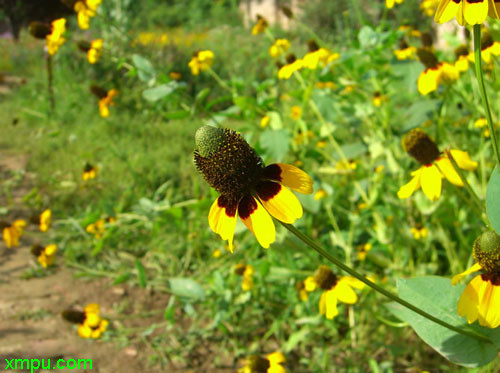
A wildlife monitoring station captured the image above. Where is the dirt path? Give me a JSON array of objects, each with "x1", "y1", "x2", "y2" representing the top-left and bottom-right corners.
[{"x1": 0, "y1": 152, "x2": 168, "y2": 373}]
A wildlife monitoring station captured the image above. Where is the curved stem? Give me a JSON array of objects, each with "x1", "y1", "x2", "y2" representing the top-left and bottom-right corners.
[
  {"x1": 473, "y1": 25, "x2": 500, "y2": 167},
  {"x1": 280, "y1": 222, "x2": 491, "y2": 343}
]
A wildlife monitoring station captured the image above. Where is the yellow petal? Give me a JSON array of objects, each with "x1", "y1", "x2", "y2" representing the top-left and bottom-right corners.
[
  {"x1": 418, "y1": 67, "x2": 442, "y2": 95},
  {"x1": 264, "y1": 163, "x2": 313, "y2": 194},
  {"x1": 324, "y1": 289, "x2": 339, "y2": 319},
  {"x1": 457, "y1": 275, "x2": 482, "y2": 324},
  {"x1": 420, "y1": 165, "x2": 442, "y2": 201},
  {"x1": 478, "y1": 281, "x2": 500, "y2": 328},
  {"x1": 397, "y1": 169, "x2": 422, "y2": 199},
  {"x1": 436, "y1": 157, "x2": 463, "y2": 186},
  {"x1": 463, "y1": 0, "x2": 488, "y2": 24},
  {"x1": 335, "y1": 280, "x2": 358, "y2": 304},
  {"x1": 45, "y1": 244, "x2": 57, "y2": 256},
  {"x1": 257, "y1": 182, "x2": 303, "y2": 224},
  {"x1": 78, "y1": 324, "x2": 92, "y2": 338},
  {"x1": 340, "y1": 276, "x2": 366, "y2": 290},
  {"x1": 435, "y1": 0, "x2": 460, "y2": 24},
  {"x1": 266, "y1": 351, "x2": 285, "y2": 365},
  {"x1": 449, "y1": 149, "x2": 477, "y2": 170},
  {"x1": 239, "y1": 196, "x2": 276, "y2": 249},
  {"x1": 208, "y1": 197, "x2": 237, "y2": 252},
  {"x1": 84, "y1": 303, "x2": 100, "y2": 314},
  {"x1": 304, "y1": 276, "x2": 317, "y2": 292},
  {"x1": 451, "y1": 263, "x2": 482, "y2": 285}
]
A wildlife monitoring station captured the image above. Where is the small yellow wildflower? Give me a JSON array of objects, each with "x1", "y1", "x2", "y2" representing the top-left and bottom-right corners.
[
  {"x1": 32, "y1": 244, "x2": 57, "y2": 268},
  {"x1": 1, "y1": 220, "x2": 27, "y2": 248},
  {"x1": 212, "y1": 248, "x2": 222, "y2": 258},
  {"x1": 188, "y1": 50, "x2": 214, "y2": 75},
  {"x1": 238, "y1": 351, "x2": 286, "y2": 373},
  {"x1": 260, "y1": 115, "x2": 270, "y2": 128},
  {"x1": 386, "y1": 0, "x2": 403, "y2": 9},
  {"x1": 62, "y1": 303, "x2": 108, "y2": 339},
  {"x1": 87, "y1": 39, "x2": 103, "y2": 64},
  {"x1": 290, "y1": 106, "x2": 302, "y2": 120},
  {"x1": 74, "y1": 0, "x2": 102, "y2": 30},
  {"x1": 269, "y1": 39, "x2": 290, "y2": 58},
  {"x1": 356, "y1": 243, "x2": 372, "y2": 261},
  {"x1": 474, "y1": 118, "x2": 490, "y2": 137},
  {"x1": 251, "y1": 15, "x2": 268, "y2": 35},
  {"x1": 169, "y1": 71, "x2": 182, "y2": 80},
  {"x1": 82, "y1": 163, "x2": 98, "y2": 181},
  {"x1": 278, "y1": 55, "x2": 303, "y2": 80},
  {"x1": 314, "y1": 189, "x2": 327, "y2": 200},
  {"x1": 39, "y1": 209, "x2": 51, "y2": 232},
  {"x1": 46, "y1": 18, "x2": 66, "y2": 55},
  {"x1": 410, "y1": 225, "x2": 428, "y2": 239},
  {"x1": 235, "y1": 263, "x2": 254, "y2": 291}
]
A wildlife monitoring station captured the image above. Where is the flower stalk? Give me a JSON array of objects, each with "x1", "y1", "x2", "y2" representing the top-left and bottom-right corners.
[
  {"x1": 280, "y1": 221, "x2": 492, "y2": 343},
  {"x1": 473, "y1": 25, "x2": 500, "y2": 167}
]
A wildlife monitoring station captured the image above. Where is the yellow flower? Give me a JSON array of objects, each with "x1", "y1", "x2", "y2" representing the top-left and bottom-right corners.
[
  {"x1": 74, "y1": 0, "x2": 101, "y2": 30},
  {"x1": 269, "y1": 39, "x2": 290, "y2": 58},
  {"x1": 212, "y1": 248, "x2": 222, "y2": 258},
  {"x1": 260, "y1": 115, "x2": 270, "y2": 128},
  {"x1": 453, "y1": 231, "x2": 500, "y2": 328},
  {"x1": 188, "y1": 50, "x2": 214, "y2": 75},
  {"x1": 290, "y1": 106, "x2": 302, "y2": 120},
  {"x1": 238, "y1": 351, "x2": 286, "y2": 373},
  {"x1": 305, "y1": 266, "x2": 365, "y2": 320},
  {"x1": 32, "y1": 244, "x2": 57, "y2": 268},
  {"x1": 62, "y1": 302, "x2": 108, "y2": 339},
  {"x1": 340, "y1": 85, "x2": 355, "y2": 95},
  {"x1": 394, "y1": 39, "x2": 416, "y2": 60},
  {"x1": 39, "y1": 209, "x2": 51, "y2": 232},
  {"x1": 86, "y1": 216, "x2": 114, "y2": 239},
  {"x1": 46, "y1": 18, "x2": 66, "y2": 55},
  {"x1": 454, "y1": 45, "x2": 471, "y2": 72},
  {"x1": 410, "y1": 225, "x2": 428, "y2": 239},
  {"x1": 1, "y1": 219, "x2": 26, "y2": 248},
  {"x1": 375, "y1": 165, "x2": 385, "y2": 173},
  {"x1": 295, "y1": 280, "x2": 309, "y2": 301},
  {"x1": 386, "y1": 0, "x2": 403, "y2": 9},
  {"x1": 302, "y1": 48, "x2": 331, "y2": 70},
  {"x1": 314, "y1": 189, "x2": 327, "y2": 200},
  {"x1": 474, "y1": 117, "x2": 490, "y2": 137},
  {"x1": 235, "y1": 263, "x2": 254, "y2": 291},
  {"x1": 251, "y1": 15, "x2": 268, "y2": 35},
  {"x1": 478, "y1": 33, "x2": 500, "y2": 64},
  {"x1": 372, "y1": 92, "x2": 386, "y2": 107},
  {"x1": 87, "y1": 39, "x2": 103, "y2": 64},
  {"x1": 335, "y1": 159, "x2": 357, "y2": 173},
  {"x1": 417, "y1": 49, "x2": 459, "y2": 95},
  {"x1": 356, "y1": 243, "x2": 372, "y2": 261},
  {"x1": 82, "y1": 162, "x2": 98, "y2": 181},
  {"x1": 421, "y1": 0, "x2": 440, "y2": 16},
  {"x1": 278, "y1": 56, "x2": 303, "y2": 80},
  {"x1": 434, "y1": 0, "x2": 497, "y2": 25},
  {"x1": 397, "y1": 129, "x2": 477, "y2": 201},
  {"x1": 98, "y1": 89, "x2": 118, "y2": 118},
  {"x1": 194, "y1": 127, "x2": 313, "y2": 251}
]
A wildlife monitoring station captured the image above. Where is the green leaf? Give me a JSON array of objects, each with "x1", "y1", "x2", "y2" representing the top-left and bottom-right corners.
[
  {"x1": 340, "y1": 142, "x2": 367, "y2": 159},
  {"x1": 486, "y1": 165, "x2": 500, "y2": 235},
  {"x1": 387, "y1": 276, "x2": 497, "y2": 367},
  {"x1": 142, "y1": 83, "x2": 175, "y2": 102},
  {"x1": 112, "y1": 272, "x2": 132, "y2": 285},
  {"x1": 168, "y1": 278, "x2": 205, "y2": 300},
  {"x1": 132, "y1": 54, "x2": 156, "y2": 83},
  {"x1": 259, "y1": 129, "x2": 290, "y2": 161},
  {"x1": 135, "y1": 259, "x2": 147, "y2": 288},
  {"x1": 164, "y1": 110, "x2": 190, "y2": 120},
  {"x1": 358, "y1": 26, "x2": 379, "y2": 49}
]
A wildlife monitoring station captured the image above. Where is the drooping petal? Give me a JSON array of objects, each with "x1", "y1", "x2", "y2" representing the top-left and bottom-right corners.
[
  {"x1": 435, "y1": 0, "x2": 460, "y2": 24},
  {"x1": 436, "y1": 157, "x2": 463, "y2": 186},
  {"x1": 323, "y1": 289, "x2": 339, "y2": 319},
  {"x1": 304, "y1": 276, "x2": 317, "y2": 292},
  {"x1": 238, "y1": 195, "x2": 276, "y2": 248},
  {"x1": 208, "y1": 196, "x2": 237, "y2": 252},
  {"x1": 457, "y1": 275, "x2": 482, "y2": 324},
  {"x1": 340, "y1": 276, "x2": 366, "y2": 290},
  {"x1": 45, "y1": 244, "x2": 57, "y2": 256},
  {"x1": 397, "y1": 168, "x2": 422, "y2": 199},
  {"x1": 463, "y1": 0, "x2": 489, "y2": 25},
  {"x1": 420, "y1": 164, "x2": 442, "y2": 201},
  {"x1": 478, "y1": 281, "x2": 500, "y2": 328},
  {"x1": 418, "y1": 67, "x2": 442, "y2": 95},
  {"x1": 449, "y1": 149, "x2": 478, "y2": 170},
  {"x1": 335, "y1": 279, "x2": 358, "y2": 304},
  {"x1": 451, "y1": 263, "x2": 482, "y2": 285},
  {"x1": 256, "y1": 181, "x2": 302, "y2": 224},
  {"x1": 267, "y1": 351, "x2": 286, "y2": 365},
  {"x1": 263, "y1": 163, "x2": 313, "y2": 194}
]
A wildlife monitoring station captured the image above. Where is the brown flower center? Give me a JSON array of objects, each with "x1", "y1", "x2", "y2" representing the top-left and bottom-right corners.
[
  {"x1": 245, "y1": 355, "x2": 270, "y2": 373},
  {"x1": 474, "y1": 231, "x2": 500, "y2": 284},
  {"x1": 417, "y1": 48, "x2": 439, "y2": 70},
  {"x1": 314, "y1": 265, "x2": 338, "y2": 290},
  {"x1": 402, "y1": 128, "x2": 440, "y2": 166}
]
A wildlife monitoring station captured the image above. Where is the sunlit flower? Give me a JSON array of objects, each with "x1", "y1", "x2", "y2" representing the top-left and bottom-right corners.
[
  {"x1": 74, "y1": 0, "x2": 102, "y2": 30},
  {"x1": 90, "y1": 85, "x2": 118, "y2": 118},
  {"x1": 302, "y1": 41, "x2": 332, "y2": 70},
  {"x1": 87, "y1": 39, "x2": 103, "y2": 64},
  {"x1": 454, "y1": 45, "x2": 471, "y2": 72},
  {"x1": 278, "y1": 54, "x2": 303, "y2": 80},
  {"x1": 39, "y1": 209, "x2": 52, "y2": 232},
  {"x1": 290, "y1": 106, "x2": 302, "y2": 120},
  {"x1": 269, "y1": 39, "x2": 290, "y2": 58},
  {"x1": 194, "y1": 126, "x2": 313, "y2": 251},
  {"x1": 386, "y1": 0, "x2": 403, "y2": 9},
  {"x1": 1, "y1": 219, "x2": 26, "y2": 248},
  {"x1": 188, "y1": 50, "x2": 214, "y2": 75},
  {"x1": 452, "y1": 231, "x2": 500, "y2": 328},
  {"x1": 417, "y1": 49, "x2": 459, "y2": 95},
  {"x1": 394, "y1": 39, "x2": 417, "y2": 60},
  {"x1": 410, "y1": 224, "x2": 428, "y2": 239},
  {"x1": 304, "y1": 266, "x2": 365, "y2": 319},
  {"x1": 260, "y1": 115, "x2": 270, "y2": 128},
  {"x1": 44, "y1": 18, "x2": 66, "y2": 55},
  {"x1": 397, "y1": 128, "x2": 477, "y2": 201},
  {"x1": 356, "y1": 243, "x2": 372, "y2": 261},
  {"x1": 420, "y1": 0, "x2": 440, "y2": 16},
  {"x1": 82, "y1": 162, "x2": 98, "y2": 181},
  {"x1": 31, "y1": 244, "x2": 57, "y2": 268},
  {"x1": 62, "y1": 303, "x2": 108, "y2": 339},
  {"x1": 314, "y1": 189, "x2": 327, "y2": 200},
  {"x1": 372, "y1": 91, "x2": 386, "y2": 107},
  {"x1": 212, "y1": 248, "x2": 222, "y2": 258},
  {"x1": 474, "y1": 117, "x2": 490, "y2": 137},
  {"x1": 478, "y1": 32, "x2": 500, "y2": 64},
  {"x1": 434, "y1": 0, "x2": 498, "y2": 25},
  {"x1": 238, "y1": 351, "x2": 286, "y2": 373},
  {"x1": 335, "y1": 159, "x2": 357, "y2": 173},
  {"x1": 252, "y1": 15, "x2": 268, "y2": 35},
  {"x1": 86, "y1": 216, "x2": 115, "y2": 239},
  {"x1": 235, "y1": 263, "x2": 254, "y2": 291}
]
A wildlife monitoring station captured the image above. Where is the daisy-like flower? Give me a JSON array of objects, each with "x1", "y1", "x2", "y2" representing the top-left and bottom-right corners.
[
  {"x1": 477, "y1": 32, "x2": 500, "y2": 64},
  {"x1": 39, "y1": 209, "x2": 51, "y2": 232},
  {"x1": 434, "y1": 0, "x2": 500, "y2": 25},
  {"x1": 62, "y1": 303, "x2": 109, "y2": 339},
  {"x1": 31, "y1": 244, "x2": 57, "y2": 268},
  {"x1": 372, "y1": 91, "x2": 386, "y2": 107},
  {"x1": 394, "y1": 39, "x2": 417, "y2": 60},
  {"x1": 304, "y1": 266, "x2": 365, "y2": 320},
  {"x1": 74, "y1": 0, "x2": 102, "y2": 30},
  {"x1": 235, "y1": 263, "x2": 254, "y2": 291},
  {"x1": 188, "y1": 50, "x2": 214, "y2": 75},
  {"x1": 90, "y1": 85, "x2": 118, "y2": 118},
  {"x1": 1, "y1": 219, "x2": 27, "y2": 248},
  {"x1": 278, "y1": 54, "x2": 304, "y2": 80},
  {"x1": 290, "y1": 106, "x2": 302, "y2": 120},
  {"x1": 454, "y1": 45, "x2": 471, "y2": 72},
  {"x1": 46, "y1": 18, "x2": 66, "y2": 55},
  {"x1": 238, "y1": 351, "x2": 286, "y2": 373},
  {"x1": 386, "y1": 0, "x2": 403, "y2": 9},
  {"x1": 417, "y1": 49, "x2": 459, "y2": 95},
  {"x1": 452, "y1": 231, "x2": 500, "y2": 328},
  {"x1": 87, "y1": 39, "x2": 103, "y2": 64},
  {"x1": 397, "y1": 128, "x2": 478, "y2": 201},
  {"x1": 82, "y1": 162, "x2": 98, "y2": 181},
  {"x1": 194, "y1": 126, "x2": 313, "y2": 251},
  {"x1": 252, "y1": 15, "x2": 268, "y2": 35},
  {"x1": 314, "y1": 188, "x2": 327, "y2": 200},
  {"x1": 356, "y1": 243, "x2": 372, "y2": 261},
  {"x1": 269, "y1": 39, "x2": 290, "y2": 59},
  {"x1": 86, "y1": 216, "x2": 115, "y2": 239},
  {"x1": 410, "y1": 224, "x2": 428, "y2": 239}
]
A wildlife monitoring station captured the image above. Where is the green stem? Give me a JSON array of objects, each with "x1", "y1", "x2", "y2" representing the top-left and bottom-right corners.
[
  {"x1": 473, "y1": 25, "x2": 500, "y2": 167},
  {"x1": 280, "y1": 222, "x2": 491, "y2": 343},
  {"x1": 46, "y1": 54, "x2": 55, "y2": 114}
]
